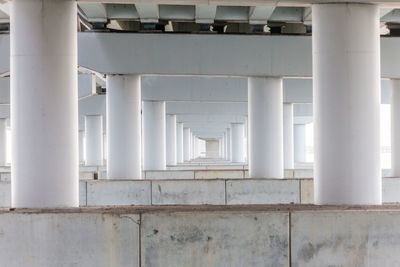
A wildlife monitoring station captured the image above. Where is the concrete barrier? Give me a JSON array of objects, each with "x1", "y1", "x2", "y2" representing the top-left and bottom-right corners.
[
  {"x1": 0, "y1": 212, "x2": 139, "y2": 267},
  {"x1": 87, "y1": 180, "x2": 151, "y2": 206},
  {"x1": 291, "y1": 210, "x2": 400, "y2": 266},
  {"x1": 152, "y1": 180, "x2": 225, "y2": 205},
  {"x1": 141, "y1": 211, "x2": 289, "y2": 266},
  {"x1": 226, "y1": 179, "x2": 299, "y2": 204},
  {"x1": 2, "y1": 206, "x2": 400, "y2": 266}
]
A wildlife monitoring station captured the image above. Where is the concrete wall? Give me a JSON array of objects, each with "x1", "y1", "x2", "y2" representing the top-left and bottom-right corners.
[
  {"x1": 2, "y1": 207, "x2": 400, "y2": 266},
  {"x1": 1, "y1": 176, "x2": 400, "y2": 207},
  {"x1": 205, "y1": 140, "x2": 219, "y2": 158}
]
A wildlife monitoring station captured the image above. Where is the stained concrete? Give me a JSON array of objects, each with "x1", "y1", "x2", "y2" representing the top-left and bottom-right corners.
[
  {"x1": 141, "y1": 212, "x2": 289, "y2": 267},
  {"x1": 152, "y1": 180, "x2": 225, "y2": 205},
  {"x1": 0, "y1": 213, "x2": 139, "y2": 267},
  {"x1": 87, "y1": 180, "x2": 151, "y2": 206},
  {"x1": 291, "y1": 211, "x2": 400, "y2": 266},
  {"x1": 226, "y1": 179, "x2": 299, "y2": 204}
]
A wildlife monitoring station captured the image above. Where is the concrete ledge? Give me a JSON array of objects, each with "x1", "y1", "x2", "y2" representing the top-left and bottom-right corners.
[
  {"x1": 152, "y1": 180, "x2": 225, "y2": 205},
  {"x1": 226, "y1": 179, "x2": 299, "y2": 204},
  {"x1": 87, "y1": 180, "x2": 151, "y2": 206}
]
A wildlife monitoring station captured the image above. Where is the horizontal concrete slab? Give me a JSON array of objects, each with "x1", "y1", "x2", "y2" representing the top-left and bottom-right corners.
[
  {"x1": 0, "y1": 213, "x2": 139, "y2": 267},
  {"x1": 152, "y1": 180, "x2": 225, "y2": 205},
  {"x1": 87, "y1": 180, "x2": 151, "y2": 206},
  {"x1": 145, "y1": 170, "x2": 195, "y2": 179},
  {"x1": 226, "y1": 179, "x2": 299, "y2": 204},
  {"x1": 141, "y1": 212, "x2": 289, "y2": 267}
]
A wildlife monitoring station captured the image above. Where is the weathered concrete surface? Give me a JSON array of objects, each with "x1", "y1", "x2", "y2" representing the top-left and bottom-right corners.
[
  {"x1": 0, "y1": 213, "x2": 139, "y2": 267},
  {"x1": 291, "y1": 211, "x2": 400, "y2": 266},
  {"x1": 226, "y1": 179, "x2": 299, "y2": 204},
  {"x1": 141, "y1": 212, "x2": 289, "y2": 267},
  {"x1": 0, "y1": 182, "x2": 10, "y2": 206},
  {"x1": 294, "y1": 169, "x2": 313, "y2": 178},
  {"x1": 152, "y1": 180, "x2": 225, "y2": 205},
  {"x1": 0, "y1": 172, "x2": 10, "y2": 181},
  {"x1": 87, "y1": 180, "x2": 151, "y2": 206},
  {"x1": 79, "y1": 180, "x2": 87, "y2": 206},
  {"x1": 300, "y1": 179, "x2": 313, "y2": 204},
  {"x1": 382, "y1": 177, "x2": 400, "y2": 203},
  {"x1": 145, "y1": 170, "x2": 194, "y2": 179},
  {"x1": 195, "y1": 170, "x2": 244, "y2": 179}
]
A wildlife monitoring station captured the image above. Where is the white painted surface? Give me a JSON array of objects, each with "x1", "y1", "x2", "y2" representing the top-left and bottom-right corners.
[
  {"x1": 294, "y1": 124, "x2": 306, "y2": 163},
  {"x1": 10, "y1": 0, "x2": 78, "y2": 207},
  {"x1": 248, "y1": 77, "x2": 283, "y2": 178},
  {"x1": 85, "y1": 115, "x2": 103, "y2": 166},
  {"x1": 183, "y1": 127, "x2": 190, "y2": 161},
  {"x1": 226, "y1": 128, "x2": 231, "y2": 161},
  {"x1": 176, "y1": 122, "x2": 184, "y2": 163},
  {"x1": 231, "y1": 123, "x2": 245, "y2": 163},
  {"x1": 283, "y1": 103, "x2": 294, "y2": 169},
  {"x1": 0, "y1": 213, "x2": 139, "y2": 267},
  {"x1": 143, "y1": 101, "x2": 166, "y2": 170},
  {"x1": 313, "y1": 4, "x2": 381, "y2": 204},
  {"x1": 107, "y1": 75, "x2": 142, "y2": 179},
  {"x1": 166, "y1": 114, "x2": 177, "y2": 166},
  {"x1": 0, "y1": 118, "x2": 6, "y2": 166},
  {"x1": 392, "y1": 79, "x2": 400, "y2": 177},
  {"x1": 79, "y1": 130, "x2": 85, "y2": 164}
]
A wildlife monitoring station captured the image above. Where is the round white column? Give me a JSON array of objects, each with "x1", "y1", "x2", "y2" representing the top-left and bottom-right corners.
[
  {"x1": 313, "y1": 4, "x2": 381, "y2": 204},
  {"x1": 11, "y1": 0, "x2": 78, "y2": 207},
  {"x1": 166, "y1": 114, "x2": 177, "y2": 166},
  {"x1": 106, "y1": 75, "x2": 141, "y2": 179},
  {"x1": 294, "y1": 124, "x2": 306, "y2": 163},
  {"x1": 231, "y1": 123, "x2": 245, "y2": 163},
  {"x1": 392, "y1": 79, "x2": 400, "y2": 177},
  {"x1": 176, "y1": 122, "x2": 184, "y2": 163},
  {"x1": 183, "y1": 127, "x2": 191, "y2": 161},
  {"x1": 224, "y1": 132, "x2": 228, "y2": 160},
  {"x1": 226, "y1": 128, "x2": 232, "y2": 161},
  {"x1": 248, "y1": 77, "x2": 283, "y2": 178},
  {"x1": 0, "y1": 119, "x2": 7, "y2": 166},
  {"x1": 79, "y1": 131, "x2": 85, "y2": 164},
  {"x1": 283, "y1": 103, "x2": 294, "y2": 169},
  {"x1": 221, "y1": 136, "x2": 225, "y2": 159},
  {"x1": 85, "y1": 115, "x2": 103, "y2": 166},
  {"x1": 143, "y1": 101, "x2": 166, "y2": 170}
]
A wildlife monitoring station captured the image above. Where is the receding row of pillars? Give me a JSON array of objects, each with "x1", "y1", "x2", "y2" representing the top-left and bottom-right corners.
[{"x1": 8, "y1": 1, "x2": 396, "y2": 207}]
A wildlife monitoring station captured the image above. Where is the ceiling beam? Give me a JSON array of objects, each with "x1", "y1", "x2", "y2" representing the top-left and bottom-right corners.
[
  {"x1": 248, "y1": 6, "x2": 275, "y2": 24},
  {"x1": 78, "y1": 3, "x2": 108, "y2": 23},
  {"x1": 135, "y1": 4, "x2": 159, "y2": 23},
  {"x1": 195, "y1": 5, "x2": 217, "y2": 24}
]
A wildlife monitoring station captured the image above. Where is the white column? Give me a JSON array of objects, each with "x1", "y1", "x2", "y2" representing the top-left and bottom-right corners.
[
  {"x1": 392, "y1": 80, "x2": 400, "y2": 176},
  {"x1": 294, "y1": 124, "x2": 306, "y2": 163},
  {"x1": 143, "y1": 101, "x2": 166, "y2": 170},
  {"x1": 226, "y1": 128, "x2": 232, "y2": 161},
  {"x1": 313, "y1": 4, "x2": 381, "y2": 204},
  {"x1": 224, "y1": 132, "x2": 228, "y2": 160},
  {"x1": 11, "y1": 0, "x2": 78, "y2": 207},
  {"x1": 107, "y1": 75, "x2": 141, "y2": 179},
  {"x1": 166, "y1": 114, "x2": 177, "y2": 166},
  {"x1": 176, "y1": 122, "x2": 184, "y2": 163},
  {"x1": 283, "y1": 103, "x2": 294, "y2": 169},
  {"x1": 248, "y1": 77, "x2": 283, "y2": 178},
  {"x1": 221, "y1": 136, "x2": 225, "y2": 159},
  {"x1": 85, "y1": 115, "x2": 103, "y2": 166},
  {"x1": 231, "y1": 123, "x2": 245, "y2": 163},
  {"x1": 103, "y1": 133, "x2": 107, "y2": 163},
  {"x1": 0, "y1": 119, "x2": 6, "y2": 166},
  {"x1": 190, "y1": 132, "x2": 194, "y2": 159},
  {"x1": 79, "y1": 131, "x2": 85, "y2": 164},
  {"x1": 183, "y1": 127, "x2": 191, "y2": 161}
]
